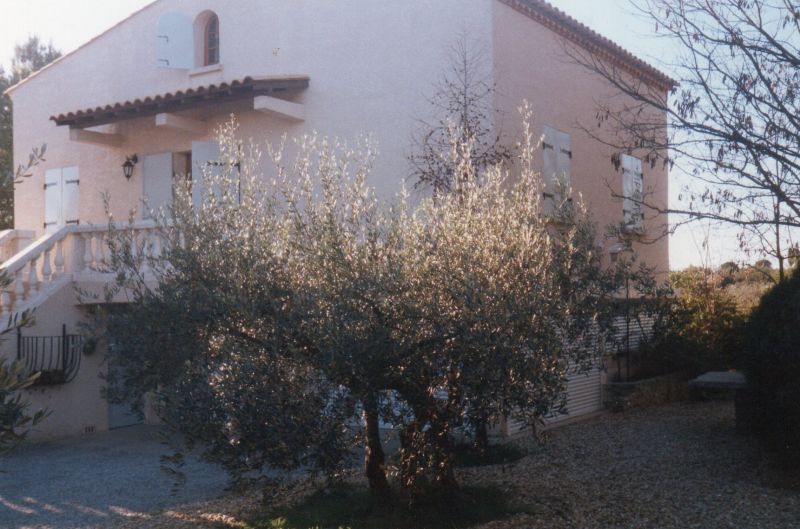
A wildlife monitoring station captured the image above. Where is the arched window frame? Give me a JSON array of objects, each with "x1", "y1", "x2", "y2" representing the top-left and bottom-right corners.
[{"x1": 203, "y1": 14, "x2": 220, "y2": 66}]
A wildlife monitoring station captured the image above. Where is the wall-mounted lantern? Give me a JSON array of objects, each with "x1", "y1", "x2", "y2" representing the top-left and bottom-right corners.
[{"x1": 122, "y1": 155, "x2": 139, "y2": 180}]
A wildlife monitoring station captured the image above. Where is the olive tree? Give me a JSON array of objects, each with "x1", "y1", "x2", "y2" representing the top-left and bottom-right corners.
[
  {"x1": 102, "y1": 125, "x2": 355, "y2": 485},
  {"x1": 385, "y1": 108, "x2": 612, "y2": 490},
  {"x1": 102, "y1": 111, "x2": 610, "y2": 499}
]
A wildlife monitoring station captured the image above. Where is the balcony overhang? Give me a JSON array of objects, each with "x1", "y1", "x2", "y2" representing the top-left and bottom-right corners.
[{"x1": 50, "y1": 75, "x2": 310, "y2": 130}]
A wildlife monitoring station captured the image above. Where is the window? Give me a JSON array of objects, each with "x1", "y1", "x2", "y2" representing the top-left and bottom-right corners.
[
  {"x1": 622, "y1": 154, "x2": 644, "y2": 232},
  {"x1": 542, "y1": 126, "x2": 572, "y2": 215},
  {"x1": 204, "y1": 14, "x2": 220, "y2": 66},
  {"x1": 191, "y1": 141, "x2": 241, "y2": 208},
  {"x1": 157, "y1": 11, "x2": 221, "y2": 70},
  {"x1": 44, "y1": 167, "x2": 79, "y2": 231}
]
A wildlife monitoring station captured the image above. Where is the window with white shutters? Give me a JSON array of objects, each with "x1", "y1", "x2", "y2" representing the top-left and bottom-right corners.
[
  {"x1": 156, "y1": 12, "x2": 194, "y2": 69},
  {"x1": 43, "y1": 167, "x2": 79, "y2": 231},
  {"x1": 62, "y1": 167, "x2": 80, "y2": 225},
  {"x1": 622, "y1": 154, "x2": 645, "y2": 232},
  {"x1": 44, "y1": 170, "x2": 61, "y2": 231},
  {"x1": 191, "y1": 141, "x2": 240, "y2": 209},
  {"x1": 142, "y1": 153, "x2": 174, "y2": 219},
  {"x1": 542, "y1": 126, "x2": 572, "y2": 215}
]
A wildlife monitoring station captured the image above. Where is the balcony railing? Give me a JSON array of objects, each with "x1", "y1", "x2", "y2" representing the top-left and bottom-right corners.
[
  {"x1": 0, "y1": 221, "x2": 161, "y2": 319},
  {"x1": 17, "y1": 324, "x2": 83, "y2": 386}
]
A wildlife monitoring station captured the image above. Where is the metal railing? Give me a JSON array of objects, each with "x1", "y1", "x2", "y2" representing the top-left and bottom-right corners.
[{"x1": 17, "y1": 324, "x2": 83, "y2": 386}]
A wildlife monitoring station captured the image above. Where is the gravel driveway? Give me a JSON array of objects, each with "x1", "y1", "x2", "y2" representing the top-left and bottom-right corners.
[
  {"x1": 467, "y1": 400, "x2": 800, "y2": 528},
  {"x1": 0, "y1": 425, "x2": 230, "y2": 529},
  {"x1": 10, "y1": 402, "x2": 797, "y2": 529}
]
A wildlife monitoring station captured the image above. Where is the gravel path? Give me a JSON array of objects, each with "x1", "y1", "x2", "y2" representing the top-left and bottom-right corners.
[
  {"x1": 0, "y1": 425, "x2": 230, "y2": 529},
  {"x1": 467, "y1": 400, "x2": 800, "y2": 529},
  {"x1": 7, "y1": 401, "x2": 798, "y2": 529}
]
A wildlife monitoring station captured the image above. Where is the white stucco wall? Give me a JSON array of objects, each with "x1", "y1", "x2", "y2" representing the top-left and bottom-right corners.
[
  {"x1": 490, "y1": 0, "x2": 669, "y2": 273},
  {"x1": 11, "y1": 0, "x2": 494, "y2": 235}
]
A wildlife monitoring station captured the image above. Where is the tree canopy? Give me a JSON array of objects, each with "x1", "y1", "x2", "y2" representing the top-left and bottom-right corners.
[{"x1": 102, "y1": 113, "x2": 615, "y2": 500}]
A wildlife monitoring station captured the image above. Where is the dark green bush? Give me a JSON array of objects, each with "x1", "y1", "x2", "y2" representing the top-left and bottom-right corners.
[
  {"x1": 740, "y1": 267, "x2": 800, "y2": 470},
  {"x1": 668, "y1": 269, "x2": 744, "y2": 375},
  {"x1": 625, "y1": 266, "x2": 743, "y2": 380}
]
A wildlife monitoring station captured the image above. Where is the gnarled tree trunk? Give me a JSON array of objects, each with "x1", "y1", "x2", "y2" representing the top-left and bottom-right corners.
[{"x1": 362, "y1": 393, "x2": 389, "y2": 500}]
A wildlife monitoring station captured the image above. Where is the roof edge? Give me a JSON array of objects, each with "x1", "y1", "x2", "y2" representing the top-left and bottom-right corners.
[
  {"x1": 3, "y1": 0, "x2": 162, "y2": 98},
  {"x1": 498, "y1": 0, "x2": 677, "y2": 91},
  {"x1": 49, "y1": 75, "x2": 311, "y2": 129}
]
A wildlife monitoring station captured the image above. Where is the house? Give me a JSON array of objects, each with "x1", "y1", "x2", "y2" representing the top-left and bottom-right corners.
[{"x1": 1, "y1": 0, "x2": 673, "y2": 440}]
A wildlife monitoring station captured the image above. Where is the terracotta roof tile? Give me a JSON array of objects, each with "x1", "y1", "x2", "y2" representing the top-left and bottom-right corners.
[{"x1": 51, "y1": 75, "x2": 310, "y2": 129}]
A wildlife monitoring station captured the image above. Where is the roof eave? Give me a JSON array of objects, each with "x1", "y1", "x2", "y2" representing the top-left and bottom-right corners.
[
  {"x1": 50, "y1": 75, "x2": 311, "y2": 129},
  {"x1": 498, "y1": 0, "x2": 677, "y2": 92}
]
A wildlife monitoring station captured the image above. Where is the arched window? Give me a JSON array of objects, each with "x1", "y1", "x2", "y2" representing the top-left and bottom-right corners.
[{"x1": 204, "y1": 14, "x2": 219, "y2": 66}]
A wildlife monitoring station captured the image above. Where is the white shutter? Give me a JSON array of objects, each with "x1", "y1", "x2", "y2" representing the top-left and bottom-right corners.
[
  {"x1": 542, "y1": 126, "x2": 571, "y2": 214},
  {"x1": 622, "y1": 155, "x2": 644, "y2": 231},
  {"x1": 61, "y1": 167, "x2": 80, "y2": 225},
  {"x1": 556, "y1": 130, "x2": 571, "y2": 189},
  {"x1": 44, "y1": 169, "x2": 62, "y2": 232},
  {"x1": 192, "y1": 141, "x2": 242, "y2": 209},
  {"x1": 142, "y1": 153, "x2": 174, "y2": 219},
  {"x1": 156, "y1": 13, "x2": 194, "y2": 69},
  {"x1": 191, "y1": 141, "x2": 222, "y2": 209},
  {"x1": 542, "y1": 127, "x2": 558, "y2": 197}
]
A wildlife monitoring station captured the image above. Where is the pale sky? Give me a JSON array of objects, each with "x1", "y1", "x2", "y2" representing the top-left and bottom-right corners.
[{"x1": 0, "y1": 0, "x2": 743, "y2": 270}]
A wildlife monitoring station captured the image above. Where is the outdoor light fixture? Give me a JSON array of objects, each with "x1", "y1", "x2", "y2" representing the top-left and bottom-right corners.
[{"x1": 122, "y1": 155, "x2": 138, "y2": 180}]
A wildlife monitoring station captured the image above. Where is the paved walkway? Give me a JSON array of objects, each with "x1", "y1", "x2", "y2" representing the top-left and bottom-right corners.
[{"x1": 0, "y1": 426, "x2": 230, "y2": 529}]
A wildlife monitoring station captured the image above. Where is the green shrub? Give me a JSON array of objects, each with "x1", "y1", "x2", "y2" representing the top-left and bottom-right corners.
[
  {"x1": 669, "y1": 269, "x2": 744, "y2": 374},
  {"x1": 627, "y1": 266, "x2": 743, "y2": 379},
  {"x1": 740, "y1": 267, "x2": 800, "y2": 469}
]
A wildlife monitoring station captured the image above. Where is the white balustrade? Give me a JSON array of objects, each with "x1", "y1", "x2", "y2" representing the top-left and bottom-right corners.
[
  {"x1": 0, "y1": 290, "x2": 8, "y2": 318},
  {"x1": 140, "y1": 230, "x2": 151, "y2": 275},
  {"x1": 14, "y1": 268, "x2": 25, "y2": 303},
  {"x1": 41, "y1": 248, "x2": 52, "y2": 283},
  {"x1": 54, "y1": 239, "x2": 65, "y2": 277},
  {"x1": 0, "y1": 222, "x2": 160, "y2": 318},
  {"x1": 151, "y1": 232, "x2": 162, "y2": 261},
  {"x1": 28, "y1": 257, "x2": 39, "y2": 294},
  {"x1": 83, "y1": 233, "x2": 95, "y2": 271},
  {"x1": 94, "y1": 233, "x2": 106, "y2": 267}
]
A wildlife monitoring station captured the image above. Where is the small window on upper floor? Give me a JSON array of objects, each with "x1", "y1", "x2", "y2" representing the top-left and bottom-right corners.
[
  {"x1": 157, "y1": 11, "x2": 221, "y2": 70},
  {"x1": 542, "y1": 126, "x2": 572, "y2": 217},
  {"x1": 204, "y1": 14, "x2": 220, "y2": 66},
  {"x1": 622, "y1": 154, "x2": 645, "y2": 233}
]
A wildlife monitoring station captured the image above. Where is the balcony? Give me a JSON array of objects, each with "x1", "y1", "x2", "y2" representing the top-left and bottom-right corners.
[{"x1": 17, "y1": 325, "x2": 83, "y2": 386}]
